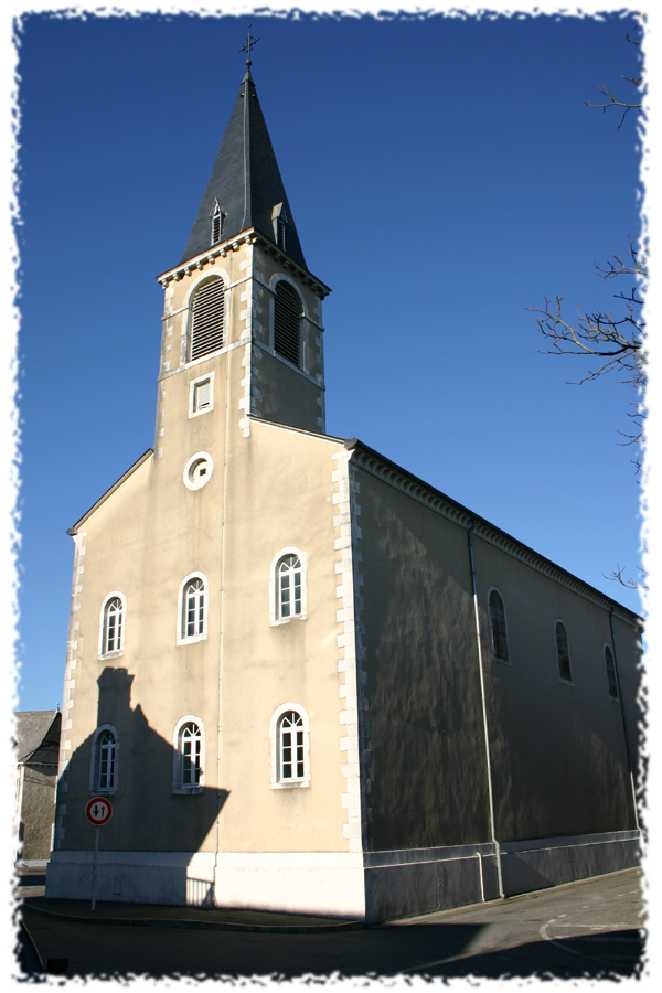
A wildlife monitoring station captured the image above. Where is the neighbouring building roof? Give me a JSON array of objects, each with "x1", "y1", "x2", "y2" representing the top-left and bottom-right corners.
[
  {"x1": 180, "y1": 69, "x2": 307, "y2": 271},
  {"x1": 15, "y1": 710, "x2": 61, "y2": 763}
]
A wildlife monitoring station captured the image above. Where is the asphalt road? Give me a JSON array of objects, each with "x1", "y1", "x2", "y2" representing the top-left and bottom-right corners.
[{"x1": 17, "y1": 867, "x2": 644, "y2": 979}]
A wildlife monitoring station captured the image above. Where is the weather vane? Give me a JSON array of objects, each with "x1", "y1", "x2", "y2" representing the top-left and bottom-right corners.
[{"x1": 240, "y1": 25, "x2": 259, "y2": 69}]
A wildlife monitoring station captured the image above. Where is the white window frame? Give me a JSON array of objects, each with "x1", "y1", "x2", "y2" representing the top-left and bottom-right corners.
[
  {"x1": 177, "y1": 572, "x2": 208, "y2": 646},
  {"x1": 269, "y1": 703, "x2": 310, "y2": 790},
  {"x1": 89, "y1": 724, "x2": 119, "y2": 794},
  {"x1": 487, "y1": 586, "x2": 510, "y2": 663},
  {"x1": 188, "y1": 372, "x2": 215, "y2": 419},
  {"x1": 172, "y1": 715, "x2": 205, "y2": 794},
  {"x1": 183, "y1": 451, "x2": 214, "y2": 492},
  {"x1": 554, "y1": 618, "x2": 573, "y2": 684},
  {"x1": 269, "y1": 546, "x2": 308, "y2": 626},
  {"x1": 98, "y1": 591, "x2": 127, "y2": 659}
]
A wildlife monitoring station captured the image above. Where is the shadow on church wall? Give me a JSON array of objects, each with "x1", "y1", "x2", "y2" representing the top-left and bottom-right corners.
[{"x1": 49, "y1": 667, "x2": 228, "y2": 906}]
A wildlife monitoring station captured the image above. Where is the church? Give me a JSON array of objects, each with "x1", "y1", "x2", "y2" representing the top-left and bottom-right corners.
[{"x1": 46, "y1": 62, "x2": 641, "y2": 922}]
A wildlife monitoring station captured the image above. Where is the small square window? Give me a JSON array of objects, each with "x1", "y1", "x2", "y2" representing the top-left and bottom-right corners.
[{"x1": 189, "y1": 375, "x2": 214, "y2": 417}]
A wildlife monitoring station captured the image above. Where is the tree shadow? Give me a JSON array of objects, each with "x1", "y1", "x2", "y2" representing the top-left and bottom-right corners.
[{"x1": 46, "y1": 667, "x2": 228, "y2": 906}]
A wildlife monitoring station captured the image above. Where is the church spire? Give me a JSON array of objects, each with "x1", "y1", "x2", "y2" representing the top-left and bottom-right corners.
[{"x1": 180, "y1": 70, "x2": 307, "y2": 270}]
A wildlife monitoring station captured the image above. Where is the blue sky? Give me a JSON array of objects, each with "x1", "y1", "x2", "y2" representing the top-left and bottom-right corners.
[{"x1": 17, "y1": 12, "x2": 642, "y2": 711}]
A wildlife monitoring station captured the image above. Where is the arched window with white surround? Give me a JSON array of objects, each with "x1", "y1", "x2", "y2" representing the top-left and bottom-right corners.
[
  {"x1": 178, "y1": 574, "x2": 207, "y2": 643},
  {"x1": 488, "y1": 588, "x2": 509, "y2": 662},
  {"x1": 173, "y1": 717, "x2": 204, "y2": 792},
  {"x1": 92, "y1": 726, "x2": 117, "y2": 793},
  {"x1": 270, "y1": 548, "x2": 307, "y2": 625},
  {"x1": 99, "y1": 592, "x2": 126, "y2": 657},
  {"x1": 270, "y1": 704, "x2": 310, "y2": 788},
  {"x1": 605, "y1": 644, "x2": 619, "y2": 698},
  {"x1": 189, "y1": 275, "x2": 225, "y2": 361},
  {"x1": 274, "y1": 280, "x2": 302, "y2": 368},
  {"x1": 555, "y1": 620, "x2": 572, "y2": 683}
]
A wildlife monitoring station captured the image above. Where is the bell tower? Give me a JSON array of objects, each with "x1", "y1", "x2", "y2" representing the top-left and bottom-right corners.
[{"x1": 156, "y1": 67, "x2": 330, "y2": 444}]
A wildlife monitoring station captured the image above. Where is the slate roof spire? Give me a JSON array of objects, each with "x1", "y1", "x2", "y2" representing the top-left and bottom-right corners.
[{"x1": 181, "y1": 69, "x2": 307, "y2": 270}]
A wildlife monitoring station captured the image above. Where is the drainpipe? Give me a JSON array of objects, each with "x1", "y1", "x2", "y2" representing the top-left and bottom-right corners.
[
  {"x1": 467, "y1": 522, "x2": 503, "y2": 899},
  {"x1": 608, "y1": 607, "x2": 640, "y2": 832}
]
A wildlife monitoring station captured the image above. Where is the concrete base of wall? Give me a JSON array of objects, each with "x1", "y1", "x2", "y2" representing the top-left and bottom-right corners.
[
  {"x1": 363, "y1": 831, "x2": 640, "y2": 922},
  {"x1": 46, "y1": 831, "x2": 640, "y2": 921},
  {"x1": 499, "y1": 830, "x2": 640, "y2": 897},
  {"x1": 46, "y1": 850, "x2": 365, "y2": 917}
]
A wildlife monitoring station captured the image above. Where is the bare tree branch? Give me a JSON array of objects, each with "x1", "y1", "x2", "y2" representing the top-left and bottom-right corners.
[{"x1": 603, "y1": 565, "x2": 640, "y2": 590}]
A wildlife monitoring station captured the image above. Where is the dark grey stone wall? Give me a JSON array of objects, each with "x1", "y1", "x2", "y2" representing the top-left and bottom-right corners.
[{"x1": 354, "y1": 466, "x2": 491, "y2": 853}]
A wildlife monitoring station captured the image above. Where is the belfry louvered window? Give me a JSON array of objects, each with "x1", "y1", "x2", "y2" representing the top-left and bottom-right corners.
[
  {"x1": 189, "y1": 277, "x2": 225, "y2": 361},
  {"x1": 274, "y1": 281, "x2": 302, "y2": 368}
]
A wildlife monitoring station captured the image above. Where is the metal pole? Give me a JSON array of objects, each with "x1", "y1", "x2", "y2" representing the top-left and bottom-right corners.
[{"x1": 91, "y1": 827, "x2": 99, "y2": 911}]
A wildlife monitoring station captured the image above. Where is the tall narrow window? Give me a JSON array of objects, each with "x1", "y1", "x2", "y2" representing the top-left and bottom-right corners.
[
  {"x1": 94, "y1": 729, "x2": 117, "y2": 792},
  {"x1": 180, "y1": 576, "x2": 206, "y2": 641},
  {"x1": 211, "y1": 202, "x2": 222, "y2": 245},
  {"x1": 605, "y1": 645, "x2": 619, "y2": 698},
  {"x1": 276, "y1": 554, "x2": 302, "y2": 621},
  {"x1": 101, "y1": 595, "x2": 124, "y2": 655},
  {"x1": 556, "y1": 621, "x2": 572, "y2": 682},
  {"x1": 488, "y1": 589, "x2": 509, "y2": 662},
  {"x1": 274, "y1": 281, "x2": 302, "y2": 368},
  {"x1": 177, "y1": 722, "x2": 202, "y2": 790},
  {"x1": 278, "y1": 711, "x2": 305, "y2": 782},
  {"x1": 189, "y1": 277, "x2": 224, "y2": 361}
]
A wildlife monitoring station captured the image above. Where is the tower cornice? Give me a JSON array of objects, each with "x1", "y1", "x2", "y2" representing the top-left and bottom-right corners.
[{"x1": 157, "y1": 228, "x2": 331, "y2": 298}]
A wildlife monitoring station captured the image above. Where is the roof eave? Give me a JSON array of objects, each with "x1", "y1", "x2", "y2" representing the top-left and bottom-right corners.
[{"x1": 344, "y1": 439, "x2": 641, "y2": 624}]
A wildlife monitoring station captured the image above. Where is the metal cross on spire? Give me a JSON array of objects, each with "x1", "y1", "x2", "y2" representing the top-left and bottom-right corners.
[{"x1": 240, "y1": 25, "x2": 259, "y2": 69}]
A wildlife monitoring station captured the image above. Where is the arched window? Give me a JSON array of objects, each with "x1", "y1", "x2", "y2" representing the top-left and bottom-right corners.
[
  {"x1": 605, "y1": 645, "x2": 619, "y2": 698},
  {"x1": 274, "y1": 281, "x2": 302, "y2": 368},
  {"x1": 100, "y1": 593, "x2": 125, "y2": 656},
  {"x1": 175, "y1": 720, "x2": 203, "y2": 791},
  {"x1": 179, "y1": 575, "x2": 206, "y2": 642},
  {"x1": 276, "y1": 554, "x2": 302, "y2": 621},
  {"x1": 488, "y1": 589, "x2": 509, "y2": 662},
  {"x1": 556, "y1": 621, "x2": 572, "y2": 682},
  {"x1": 268, "y1": 705, "x2": 310, "y2": 789},
  {"x1": 189, "y1": 276, "x2": 225, "y2": 361},
  {"x1": 93, "y1": 728, "x2": 117, "y2": 792}
]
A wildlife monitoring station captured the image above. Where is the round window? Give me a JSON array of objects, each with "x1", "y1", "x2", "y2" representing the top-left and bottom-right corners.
[{"x1": 183, "y1": 452, "x2": 214, "y2": 491}]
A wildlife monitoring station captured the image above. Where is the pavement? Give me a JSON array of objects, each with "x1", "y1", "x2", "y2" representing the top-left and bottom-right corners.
[{"x1": 15, "y1": 866, "x2": 645, "y2": 979}]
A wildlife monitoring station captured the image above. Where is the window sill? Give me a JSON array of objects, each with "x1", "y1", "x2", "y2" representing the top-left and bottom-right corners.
[
  {"x1": 270, "y1": 779, "x2": 310, "y2": 791},
  {"x1": 91, "y1": 787, "x2": 116, "y2": 796},
  {"x1": 172, "y1": 787, "x2": 203, "y2": 796},
  {"x1": 269, "y1": 615, "x2": 307, "y2": 628},
  {"x1": 491, "y1": 653, "x2": 510, "y2": 664},
  {"x1": 177, "y1": 634, "x2": 207, "y2": 647},
  {"x1": 98, "y1": 650, "x2": 124, "y2": 662}
]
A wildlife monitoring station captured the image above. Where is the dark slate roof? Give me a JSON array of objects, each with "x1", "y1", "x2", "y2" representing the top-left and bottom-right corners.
[
  {"x1": 181, "y1": 70, "x2": 307, "y2": 270},
  {"x1": 15, "y1": 710, "x2": 61, "y2": 763}
]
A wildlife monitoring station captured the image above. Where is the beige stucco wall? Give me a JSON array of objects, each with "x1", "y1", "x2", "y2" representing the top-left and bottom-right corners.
[{"x1": 56, "y1": 238, "x2": 351, "y2": 859}]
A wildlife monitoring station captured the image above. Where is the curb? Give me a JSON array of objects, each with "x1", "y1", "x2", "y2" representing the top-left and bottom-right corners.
[{"x1": 22, "y1": 903, "x2": 365, "y2": 935}]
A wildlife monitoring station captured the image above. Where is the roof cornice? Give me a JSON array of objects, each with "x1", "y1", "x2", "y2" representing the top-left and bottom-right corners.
[
  {"x1": 157, "y1": 228, "x2": 331, "y2": 298},
  {"x1": 346, "y1": 440, "x2": 640, "y2": 626}
]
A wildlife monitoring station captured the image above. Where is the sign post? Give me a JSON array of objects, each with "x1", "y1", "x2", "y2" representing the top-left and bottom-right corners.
[{"x1": 85, "y1": 796, "x2": 113, "y2": 911}]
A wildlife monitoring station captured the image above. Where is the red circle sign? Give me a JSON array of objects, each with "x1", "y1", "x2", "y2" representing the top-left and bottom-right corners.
[{"x1": 86, "y1": 796, "x2": 113, "y2": 826}]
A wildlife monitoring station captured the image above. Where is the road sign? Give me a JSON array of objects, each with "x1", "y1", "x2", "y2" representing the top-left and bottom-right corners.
[{"x1": 86, "y1": 796, "x2": 113, "y2": 826}]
